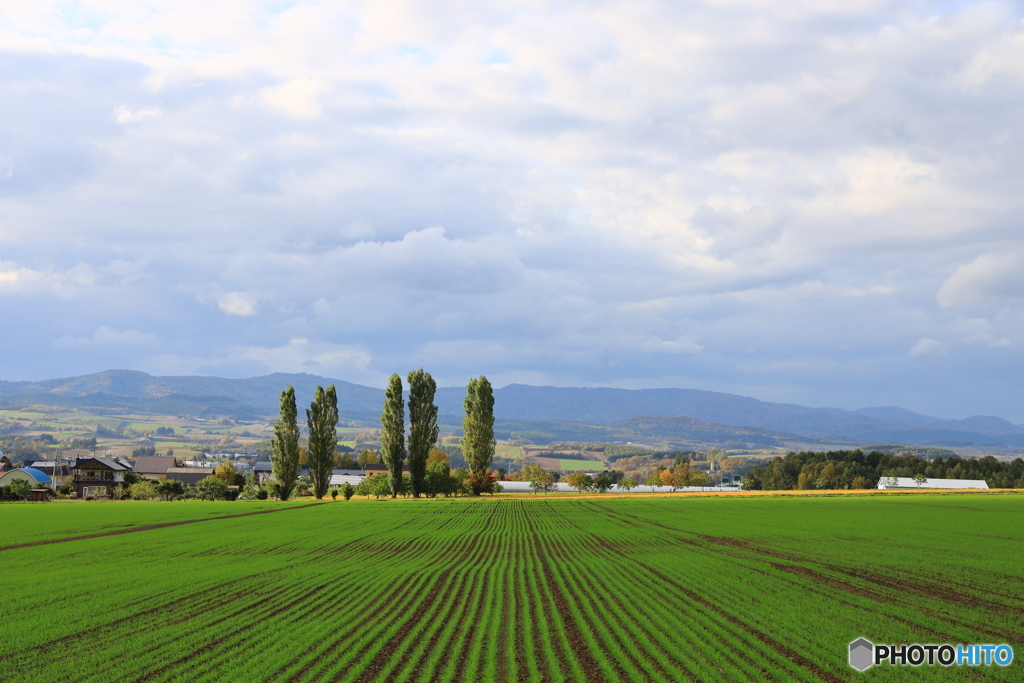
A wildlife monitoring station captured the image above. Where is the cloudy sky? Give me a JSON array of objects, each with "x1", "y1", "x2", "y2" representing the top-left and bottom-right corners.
[{"x1": 1, "y1": 1, "x2": 1023, "y2": 419}]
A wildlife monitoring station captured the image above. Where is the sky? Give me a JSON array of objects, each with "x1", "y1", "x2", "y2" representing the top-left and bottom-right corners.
[{"x1": 1, "y1": 1, "x2": 1023, "y2": 420}]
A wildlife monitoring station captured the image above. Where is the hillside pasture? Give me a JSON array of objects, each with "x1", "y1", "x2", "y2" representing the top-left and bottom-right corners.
[{"x1": 1, "y1": 494, "x2": 1021, "y2": 682}]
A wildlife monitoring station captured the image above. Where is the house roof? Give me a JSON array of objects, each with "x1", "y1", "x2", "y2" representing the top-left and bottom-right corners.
[
  {"x1": 71, "y1": 457, "x2": 128, "y2": 471},
  {"x1": 134, "y1": 456, "x2": 179, "y2": 474},
  {"x1": 329, "y1": 474, "x2": 364, "y2": 487},
  {"x1": 165, "y1": 468, "x2": 215, "y2": 484},
  {"x1": 332, "y1": 469, "x2": 364, "y2": 476},
  {"x1": 18, "y1": 467, "x2": 52, "y2": 483},
  {"x1": 254, "y1": 462, "x2": 273, "y2": 472}
]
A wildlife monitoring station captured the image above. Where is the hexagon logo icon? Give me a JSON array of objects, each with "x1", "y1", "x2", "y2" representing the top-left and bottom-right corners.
[{"x1": 849, "y1": 638, "x2": 874, "y2": 671}]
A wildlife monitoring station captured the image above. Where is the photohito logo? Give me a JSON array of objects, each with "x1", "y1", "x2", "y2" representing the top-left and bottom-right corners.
[{"x1": 849, "y1": 638, "x2": 1014, "y2": 671}]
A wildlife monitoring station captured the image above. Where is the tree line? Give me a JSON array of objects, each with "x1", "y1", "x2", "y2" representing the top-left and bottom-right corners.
[
  {"x1": 742, "y1": 450, "x2": 1024, "y2": 490},
  {"x1": 269, "y1": 372, "x2": 497, "y2": 500}
]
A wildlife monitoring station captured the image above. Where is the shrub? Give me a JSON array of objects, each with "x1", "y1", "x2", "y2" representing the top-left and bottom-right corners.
[
  {"x1": 196, "y1": 476, "x2": 229, "y2": 501},
  {"x1": 342, "y1": 482, "x2": 354, "y2": 500},
  {"x1": 9, "y1": 479, "x2": 30, "y2": 501},
  {"x1": 129, "y1": 480, "x2": 158, "y2": 501}
]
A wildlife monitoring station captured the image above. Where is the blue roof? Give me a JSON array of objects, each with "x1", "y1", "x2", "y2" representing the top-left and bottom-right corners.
[{"x1": 20, "y1": 467, "x2": 52, "y2": 483}]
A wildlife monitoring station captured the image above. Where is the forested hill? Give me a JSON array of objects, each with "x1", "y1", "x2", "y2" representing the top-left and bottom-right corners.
[{"x1": 2, "y1": 370, "x2": 1023, "y2": 446}]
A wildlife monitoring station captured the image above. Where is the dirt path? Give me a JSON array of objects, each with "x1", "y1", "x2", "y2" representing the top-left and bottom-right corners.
[{"x1": 0, "y1": 502, "x2": 328, "y2": 552}]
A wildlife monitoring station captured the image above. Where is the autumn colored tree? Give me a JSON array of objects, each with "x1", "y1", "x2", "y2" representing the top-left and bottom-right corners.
[
  {"x1": 644, "y1": 468, "x2": 665, "y2": 489},
  {"x1": 357, "y1": 449, "x2": 380, "y2": 467},
  {"x1": 427, "y1": 448, "x2": 449, "y2": 466},
  {"x1": 565, "y1": 471, "x2": 593, "y2": 493},
  {"x1": 214, "y1": 459, "x2": 238, "y2": 483}
]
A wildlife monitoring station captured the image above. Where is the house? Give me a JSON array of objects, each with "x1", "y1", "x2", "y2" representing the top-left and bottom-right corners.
[
  {"x1": 253, "y1": 462, "x2": 273, "y2": 484},
  {"x1": 70, "y1": 457, "x2": 128, "y2": 498},
  {"x1": 133, "y1": 456, "x2": 181, "y2": 481},
  {"x1": 363, "y1": 464, "x2": 389, "y2": 477},
  {"x1": 165, "y1": 467, "x2": 215, "y2": 485},
  {"x1": 876, "y1": 477, "x2": 989, "y2": 490},
  {"x1": 0, "y1": 467, "x2": 53, "y2": 489}
]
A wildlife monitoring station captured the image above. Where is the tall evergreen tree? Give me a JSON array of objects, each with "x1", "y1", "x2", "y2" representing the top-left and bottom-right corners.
[
  {"x1": 462, "y1": 376, "x2": 495, "y2": 495},
  {"x1": 407, "y1": 368, "x2": 439, "y2": 498},
  {"x1": 271, "y1": 386, "x2": 300, "y2": 501},
  {"x1": 380, "y1": 373, "x2": 406, "y2": 499},
  {"x1": 306, "y1": 384, "x2": 339, "y2": 500}
]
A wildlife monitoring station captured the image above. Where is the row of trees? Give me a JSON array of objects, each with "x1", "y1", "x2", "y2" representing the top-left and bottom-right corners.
[
  {"x1": 269, "y1": 384, "x2": 339, "y2": 501},
  {"x1": 743, "y1": 450, "x2": 1024, "y2": 490},
  {"x1": 379, "y1": 371, "x2": 497, "y2": 497},
  {"x1": 511, "y1": 456, "x2": 724, "y2": 494},
  {"x1": 268, "y1": 373, "x2": 497, "y2": 500}
]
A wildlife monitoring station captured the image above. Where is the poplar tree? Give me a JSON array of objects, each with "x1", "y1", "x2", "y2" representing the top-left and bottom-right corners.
[
  {"x1": 407, "y1": 368, "x2": 439, "y2": 498},
  {"x1": 380, "y1": 373, "x2": 406, "y2": 499},
  {"x1": 462, "y1": 376, "x2": 495, "y2": 495},
  {"x1": 306, "y1": 384, "x2": 339, "y2": 500},
  {"x1": 271, "y1": 386, "x2": 300, "y2": 501}
]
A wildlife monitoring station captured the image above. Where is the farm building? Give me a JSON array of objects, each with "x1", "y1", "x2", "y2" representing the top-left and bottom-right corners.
[
  {"x1": 362, "y1": 464, "x2": 412, "y2": 477},
  {"x1": 329, "y1": 469, "x2": 365, "y2": 487},
  {"x1": 876, "y1": 477, "x2": 989, "y2": 490},
  {"x1": 71, "y1": 457, "x2": 128, "y2": 498},
  {"x1": 0, "y1": 467, "x2": 53, "y2": 489},
  {"x1": 23, "y1": 460, "x2": 72, "y2": 487},
  {"x1": 165, "y1": 467, "x2": 215, "y2": 485},
  {"x1": 134, "y1": 456, "x2": 181, "y2": 480}
]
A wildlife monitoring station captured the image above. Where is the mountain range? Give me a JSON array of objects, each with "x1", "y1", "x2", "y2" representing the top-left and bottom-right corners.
[{"x1": 1, "y1": 370, "x2": 1022, "y2": 448}]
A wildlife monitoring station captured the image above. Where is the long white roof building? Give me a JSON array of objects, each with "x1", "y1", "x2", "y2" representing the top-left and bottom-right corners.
[{"x1": 877, "y1": 477, "x2": 989, "y2": 490}]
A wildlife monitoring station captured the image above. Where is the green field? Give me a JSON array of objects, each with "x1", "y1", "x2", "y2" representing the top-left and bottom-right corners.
[
  {"x1": 558, "y1": 457, "x2": 607, "y2": 470},
  {"x1": 1, "y1": 493, "x2": 1022, "y2": 682}
]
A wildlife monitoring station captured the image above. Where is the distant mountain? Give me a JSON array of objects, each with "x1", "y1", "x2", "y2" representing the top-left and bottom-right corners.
[
  {"x1": 0, "y1": 370, "x2": 381, "y2": 415},
  {"x1": 0, "y1": 391, "x2": 264, "y2": 421},
  {"x1": 491, "y1": 415, "x2": 814, "y2": 447},
  {"x1": 3, "y1": 370, "x2": 1022, "y2": 448}
]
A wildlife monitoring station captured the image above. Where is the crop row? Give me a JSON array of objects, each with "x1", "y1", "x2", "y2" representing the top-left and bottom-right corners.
[{"x1": 2, "y1": 494, "x2": 1022, "y2": 682}]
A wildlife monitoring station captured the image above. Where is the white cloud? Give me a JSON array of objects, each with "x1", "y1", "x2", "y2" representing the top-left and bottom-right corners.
[
  {"x1": 937, "y1": 253, "x2": 1024, "y2": 308},
  {"x1": 910, "y1": 338, "x2": 946, "y2": 357},
  {"x1": 257, "y1": 78, "x2": 329, "y2": 120},
  {"x1": 228, "y1": 338, "x2": 373, "y2": 376},
  {"x1": 0, "y1": 261, "x2": 95, "y2": 296},
  {"x1": 640, "y1": 336, "x2": 704, "y2": 354},
  {"x1": 54, "y1": 327, "x2": 160, "y2": 349},
  {"x1": 113, "y1": 105, "x2": 163, "y2": 124},
  {"x1": 218, "y1": 292, "x2": 258, "y2": 317}
]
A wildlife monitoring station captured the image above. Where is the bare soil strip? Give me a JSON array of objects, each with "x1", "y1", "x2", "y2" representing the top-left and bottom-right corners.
[{"x1": 0, "y1": 503, "x2": 328, "y2": 552}]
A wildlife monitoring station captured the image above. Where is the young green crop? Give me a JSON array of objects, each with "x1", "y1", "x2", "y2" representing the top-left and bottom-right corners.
[{"x1": 2, "y1": 493, "x2": 1022, "y2": 682}]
